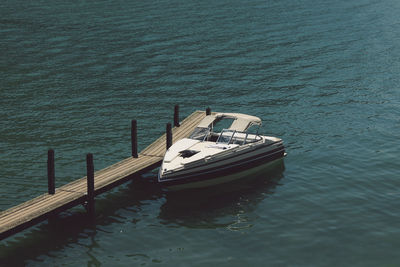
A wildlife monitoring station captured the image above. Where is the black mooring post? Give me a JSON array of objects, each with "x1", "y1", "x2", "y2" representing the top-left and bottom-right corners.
[
  {"x1": 86, "y1": 153, "x2": 95, "y2": 216},
  {"x1": 206, "y1": 107, "x2": 211, "y2": 116},
  {"x1": 166, "y1": 122, "x2": 172, "y2": 150},
  {"x1": 174, "y1": 105, "x2": 180, "y2": 127},
  {"x1": 47, "y1": 149, "x2": 55, "y2": 195},
  {"x1": 131, "y1": 119, "x2": 138, "y2": 158}
]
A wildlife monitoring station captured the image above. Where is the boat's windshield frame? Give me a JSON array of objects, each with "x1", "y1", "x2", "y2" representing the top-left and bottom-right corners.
[
  {"x1": 189, "y1": 124, "x2": 263, "y2": 144},
  {"x1": 216, "y1": 128, "x2": 262, "y2": 145},
  {"x1": 216, "y1": 129, "x2": 236, "y2": 144},
  {"x1": 189, "y1": 127, "x2": 211, "y2": 141}
]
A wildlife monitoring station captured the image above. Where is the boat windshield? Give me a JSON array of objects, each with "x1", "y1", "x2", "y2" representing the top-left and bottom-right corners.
[
  {"x1": 189, "y1": 127, "x2": 210, "y2": 141},
  {"x1": 216, "y1": 129, "x2": 236, "y2": 144},
  {"x1": 190, "y1": 126, "x2": 262, "y2": 144},
  {"x1": 216, "y1": 129, "x2": 262, "y2": 145}
]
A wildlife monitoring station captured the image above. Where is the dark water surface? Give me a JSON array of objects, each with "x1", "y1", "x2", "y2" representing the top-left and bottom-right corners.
[{"x1": 1, "y1": 0, "x2": 399, "y2": 265}]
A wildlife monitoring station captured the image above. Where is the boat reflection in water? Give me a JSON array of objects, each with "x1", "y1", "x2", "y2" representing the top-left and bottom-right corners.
[{"x1": 158, "y1": 159, "x2": 285, "y2": 230}]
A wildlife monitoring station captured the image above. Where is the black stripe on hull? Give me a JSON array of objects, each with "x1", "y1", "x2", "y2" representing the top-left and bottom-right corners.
[{"x1": 158, "y1": 147, "x2": 285, "y2": 187}]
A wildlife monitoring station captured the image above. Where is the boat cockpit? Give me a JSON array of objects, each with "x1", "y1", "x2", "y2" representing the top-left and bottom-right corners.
[{"x1": 188, "y1": 113, "x2": 263, "y2": 145}]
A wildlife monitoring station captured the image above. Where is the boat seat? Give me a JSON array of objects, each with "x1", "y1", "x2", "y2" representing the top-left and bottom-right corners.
[{"x1": 207, "y1": 133, "x2": 219, "y2": 142}]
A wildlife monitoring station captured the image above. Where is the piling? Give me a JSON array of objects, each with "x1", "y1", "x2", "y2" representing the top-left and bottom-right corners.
[
  {"x1": 131, "y1": 120, "x2": 138, "y2": 158},
  {"x1": 174, "y1": 105, "x2": 180, "y2": 127},
  {"x1": 206, "y1": 107, "x2": 211, "y2": 115},
  {"x1": 166, "y1": 123, "x2": 172, "y2": 150},
  {"x1": 47, "y1": 149, "x2": 55, "y2": 195},
  {"x1": 86, "y1": 153, "x2": 95, "y2": 216}
]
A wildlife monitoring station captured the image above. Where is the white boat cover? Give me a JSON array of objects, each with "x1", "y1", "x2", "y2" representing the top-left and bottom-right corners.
[{"x1": 197, "y1": 113, "x2": 261, "y2": 132}]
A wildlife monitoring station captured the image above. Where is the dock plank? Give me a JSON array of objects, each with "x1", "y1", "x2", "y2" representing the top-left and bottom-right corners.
[
  {"x1": 141, "y1": 110, "x2": 204, "y2": 156},
  {"x1": 0, "y1": 110, "x2": 206, "y2": 240}
]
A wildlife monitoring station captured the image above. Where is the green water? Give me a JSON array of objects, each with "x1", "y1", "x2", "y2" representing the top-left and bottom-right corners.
[{"x1": 1, "y1": 0, "x2": 399, "y2": 265}]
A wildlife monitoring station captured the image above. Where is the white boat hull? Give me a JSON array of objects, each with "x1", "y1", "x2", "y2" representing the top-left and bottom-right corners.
[
  {"x1": 165, "y1": 157, "x2": 285, "y2": 191},
  {"x1": 158, "y1": 142, "x2": 285, "y2": 190},
  {"x1": 157, "y1": 112, "x2": 286, "y2": 190}
]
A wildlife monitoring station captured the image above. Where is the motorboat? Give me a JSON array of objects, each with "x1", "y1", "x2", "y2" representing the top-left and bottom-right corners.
[{"x1": 158, "y1": 112, "x2": 285, "y2": 190}]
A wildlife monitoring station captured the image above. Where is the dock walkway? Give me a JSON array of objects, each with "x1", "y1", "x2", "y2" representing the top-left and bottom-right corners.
[{"x1": 0, "y1": 110, "x2": 206, "y2": 240}]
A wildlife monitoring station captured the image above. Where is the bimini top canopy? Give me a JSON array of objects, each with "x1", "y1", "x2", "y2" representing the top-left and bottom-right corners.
[{"x1": 197, "y1": 113, "x2": 262, "y2": 132}]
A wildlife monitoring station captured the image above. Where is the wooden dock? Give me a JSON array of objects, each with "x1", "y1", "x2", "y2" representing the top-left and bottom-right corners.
[{"x1": 0, "y1": 109, "x2": 207, "y2": 241}]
